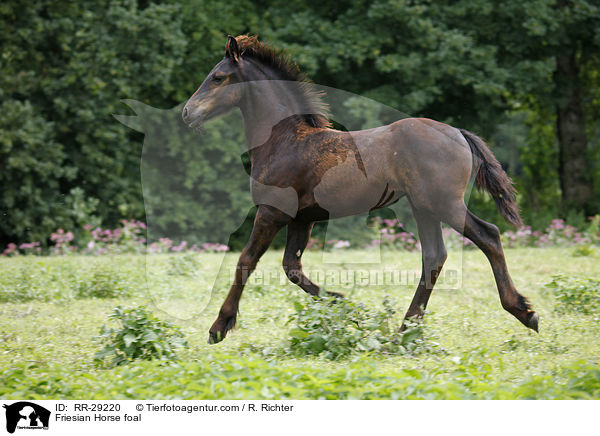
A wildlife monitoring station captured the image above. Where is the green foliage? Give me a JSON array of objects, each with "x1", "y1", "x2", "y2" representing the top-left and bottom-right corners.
[
  {"x1": 130, "y1": 105, "x2": 251, "y2": 248},
  {"x1": 586, "y1": 215, "x2": 600, "y2": 244},
  {"x1": 546, "y1": 274, "x2": 600, "y2": 315},
  {"x1": 263, "y1": 0, "x2": 600, "y2": 219},
  {"x1": 0, "y1": 0, "x2": 185, "y2": 245},
  {"x1": 77, "y1": 266, "x2": 137, "y2": 299},
  {"x1": 0, "y1": 255, "x2": 144, "y2": 302},
  {"x1": 0, "y1": 99, "x2": 74, "y2": 243},
  {"x1": 94, "y1": 306, "x2": 188, "y2": 367},
  {"x1": 517, "y1": 108, "x2": 561, "y2": 225},
  {"x1": 0, "y1": 265, "x2": 46, "y2": 303},
  {"x1": 1, "y1": 0, "x2": 600, "y2": 248},
  {"x1": 287, "y1": 295, "x2": 438, "y2": 359},
  {"x1": 0, "y1": 258, "x2": 80, "y2": 303},
  {"x1": 1, "y1": 356, "x2": 598, "y2": 400},
  {"x1": 572, "y1": 245, "x2": 594, "y2": 257},
  {"x1": 167, "y1": 252, "x2": 200, "y2": 276},
  {"x1": 0, "y1": 248, "x2": 599, "y2": 399}
]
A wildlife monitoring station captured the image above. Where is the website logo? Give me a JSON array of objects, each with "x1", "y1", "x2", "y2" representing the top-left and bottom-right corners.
[{"x1": 3, "y1": 402, "x2": 50, "y2": 434}]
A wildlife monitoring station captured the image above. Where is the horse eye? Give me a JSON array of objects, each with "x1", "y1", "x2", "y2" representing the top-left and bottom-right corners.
[{"x1": 213, "y1": 75, "x2": 225, "y2": 84}]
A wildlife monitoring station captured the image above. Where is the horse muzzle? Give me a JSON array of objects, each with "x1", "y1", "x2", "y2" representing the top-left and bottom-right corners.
[{"x1": 182, "y1": 102, "x2": 206, "y2": 128}]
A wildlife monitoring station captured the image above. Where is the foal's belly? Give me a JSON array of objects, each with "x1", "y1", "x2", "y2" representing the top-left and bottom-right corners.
[{"x1": 312, "y1": 128, "x2": 405, "y2": 218}]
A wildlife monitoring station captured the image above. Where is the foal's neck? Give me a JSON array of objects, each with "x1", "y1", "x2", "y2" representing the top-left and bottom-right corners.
[{"x1": 237, "y1": 77, "x2": 314, "y2": 150}]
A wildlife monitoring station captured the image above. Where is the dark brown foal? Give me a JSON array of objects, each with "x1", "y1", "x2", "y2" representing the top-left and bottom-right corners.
[{"x1": 183, "y1": 35, "x2": 538, "y2": 344}]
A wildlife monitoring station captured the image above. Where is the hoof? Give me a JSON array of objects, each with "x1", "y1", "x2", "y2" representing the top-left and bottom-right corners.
[
  {"x1": 208, "y1": 313, "x2": 237, "y2": 344},
  {"x1": 527, "y1": 312, "x2": 539, "y2": 333},
  {"x1": 399, "y1": 314, "x2": 423, "y2": 332},
  {"x1": 207, "y1": 330, "x2": 224, "y2": 344},
  {"x1": 315, "y1": 290, "x2": 344, "y2": 301},
  {"x1": 326, "y1": 291, "x2": 344, "y2": 299}
]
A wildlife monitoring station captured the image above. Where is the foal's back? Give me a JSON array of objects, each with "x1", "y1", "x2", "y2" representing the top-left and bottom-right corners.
[{"x1": 279, "y1": 117, "x2": 474, "y2": 216}]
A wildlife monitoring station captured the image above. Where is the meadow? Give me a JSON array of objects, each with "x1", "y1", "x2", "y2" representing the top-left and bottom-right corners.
[{"x1": 0, "y1": 246, "x2": 598, "y2": 399}]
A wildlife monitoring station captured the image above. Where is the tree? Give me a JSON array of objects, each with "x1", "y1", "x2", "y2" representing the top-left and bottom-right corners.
[
  {"x1": 0, "y1": 0, "x2": 186, "y2": 245},
  {"x1": 259, "y1": 0, "x2": 600, "y2": 218},
  {"x1": 552, "y1": 1, "x2": 598, "y2": 215},
  {"x1": 1, "y1": 0, "x2": 598, "y2": 248}
]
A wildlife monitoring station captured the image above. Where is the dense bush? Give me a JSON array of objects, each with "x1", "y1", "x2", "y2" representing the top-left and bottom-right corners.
[
  {"x1": 287, "y1": 296, "x2": 439, "y2": 359},
  {"x1": 94, "y1": 306, "x2": 188, "y2": 367},
  {"x1": 0, "y1": 1, "x2": 187, "y2": 246}
]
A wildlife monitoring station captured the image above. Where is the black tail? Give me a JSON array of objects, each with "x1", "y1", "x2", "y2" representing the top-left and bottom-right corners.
[{"x1": 460, "y1": 129, "x2": 523, "y2": 227}]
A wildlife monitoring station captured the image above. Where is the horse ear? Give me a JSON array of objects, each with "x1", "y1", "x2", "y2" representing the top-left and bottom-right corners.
[{"x1": 225, "y1": 35, "x2": 240, "y2": 62}]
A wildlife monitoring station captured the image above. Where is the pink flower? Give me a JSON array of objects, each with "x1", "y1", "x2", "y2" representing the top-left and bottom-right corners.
[
  {"x1": 200, "y1": 243, "x2": 229, "y2": 252},
  {"x1": 332, "y1": 240, "x2": 350, "y2": 249},
  {"x1": 383, "y1": 219, "x2": 397, "y2": 228},
  {"x1": 549, "y1": 219, "x2": 565, "y2": 230},
  {"x1": 2, "y1": 243, "x2": 18, "y2": 256},
  {"x1": 171, "y1": 241, "x2": 188, "y2": 252}
]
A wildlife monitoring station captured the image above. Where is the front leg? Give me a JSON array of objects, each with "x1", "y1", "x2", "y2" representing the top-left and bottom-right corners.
[
  {"x1": 283, "y1": 220, "x2": 343, "y2": 298},
  {"x1": 208, "y1": 205, "x2": 290, "y2": 343}
]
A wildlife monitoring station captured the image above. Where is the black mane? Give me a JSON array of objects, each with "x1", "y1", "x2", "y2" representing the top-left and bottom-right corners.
[{"x1": 234, "y1": 35, "x2": 331, "y2": 128}]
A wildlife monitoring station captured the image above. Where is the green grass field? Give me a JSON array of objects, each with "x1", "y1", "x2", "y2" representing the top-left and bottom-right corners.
[{"x1": 1, "y1": 247, "x2": 598, "y2": 399}]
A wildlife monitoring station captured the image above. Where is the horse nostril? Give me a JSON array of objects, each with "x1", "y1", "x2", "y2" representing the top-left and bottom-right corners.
[{"x1": 183, "y1": 107, "x2": 189, "y2": 119}]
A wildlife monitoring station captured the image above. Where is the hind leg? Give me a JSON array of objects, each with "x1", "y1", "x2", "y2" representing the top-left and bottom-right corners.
[
  {"x1": 444, "y1": 202, "x2": 538, "y2": 331},
  {"x1": 403, "y1": 208, "x2": 447, "y2": 325}
]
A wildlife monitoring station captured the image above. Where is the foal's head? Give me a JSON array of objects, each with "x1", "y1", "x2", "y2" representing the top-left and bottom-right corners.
[
  {"x1": 182, "y1": 36, "x2": 244, "y2": 128},
  {"x1": 182, "y1": 35, "x2": 329, "y2": 130}
]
